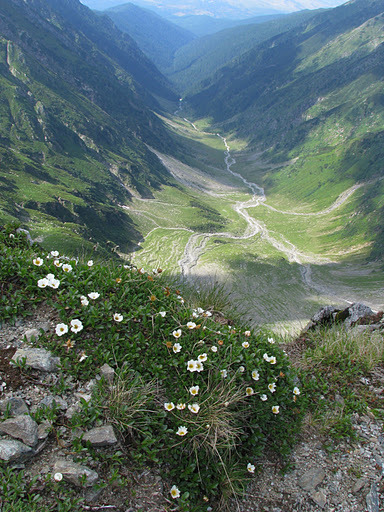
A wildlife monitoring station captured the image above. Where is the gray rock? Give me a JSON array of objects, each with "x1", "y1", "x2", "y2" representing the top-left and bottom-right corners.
[
  {"x1": 298, "y1": 467, "x2": 326, "y2": 492},
  {"x1": 53, "y1": 459, "x2": 99, "y2": 487},
  {"x1": 24, "y1": 328, "x2": 40, "y2": 343},
  {"x1": 39, "y1": 395, "x2": 68, "y2": 411},
  {"x1": 12, "y1": 348, "x2": 60, "y2": 372},
  {"x1": 82, "y1": 425, "x2": 118, "y2": 447},
  {"x1": 312, "y1": 306, "x2": 337, "y2": 324},
  {"x1": 366, "y1": 482, "x2": 379, "y2": 512},
  {"x1": 352, "y1": 478, "x2": 368, "y2": 494},
  {"x1": 311, "y1": 489, "x2": 327, "y2": 509},
  {"x1": 0, "y1": 440, "x2": 34, "y2": 462},
  {"x1": 345, "y1": 302, "x2": 374, "y2": 327},
  {"x1": 0, "y1": 415, "x2": 38, "y2": 446},
  {"x1": 0, "y1": 397, "x2": 29, "y2": 416},
  {"x1": 99, "y1": 363, "x2": 114, "y2": 384}
]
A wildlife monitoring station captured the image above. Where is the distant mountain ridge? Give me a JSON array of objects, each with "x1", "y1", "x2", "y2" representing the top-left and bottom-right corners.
[{"x1": 105, "y1": 3, "x2": 196, "y2": 70}]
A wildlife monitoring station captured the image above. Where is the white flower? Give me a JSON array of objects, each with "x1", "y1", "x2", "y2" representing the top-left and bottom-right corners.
[
  {"x1": 197, "y1": 307, "x2": 204, "y2": 314},
  {"x1": 53, "y1": 472, "x2": 63, "y2": 482},
  {"x1": 189, "y1": 385, "x2": 199, "y2": 396},
  {"x1": 88, "y1": 292, "x2": 100, "y2": 299},
  {"x1": 187, "y1": 360, "x2": 198, "y2": 372},
  {"x1": 268, "y1": 337, "x2": 275, "y2": 344},
  {"x1": 176, "y1": 403, "x2": 186, "y2": 410},
  {"x1": 56, "y1": 323, "x2": 68, "y2": 337},
  {"x1": 62, "y1": 263, "x2": 72, "y2": 273},
  {"x1": 203, "y1": 310, "x2": 212, "y2": 317},
  {"x1": 53, "y1": 260, "x2": 62, "y2": 268},
  {"x1": 9, "y1": 233, "x2": 14, "y2": 238},
  {"x1": 252, "y1": 370, "x2": 260, "y2": 381},
  {"x1": 293, "y1": 387, "x2": 300, "y2": 395},
  {"x1": 272, "y1": 405, "x2": 280, "y2": 414},
  {"x1": 46, "y1": 273, "x2": 55, "y2": 282},
  {"x1": 188, "y1": 403, "x2": 200, "y2": 414},
  {"x1": 239, "y1": 366, "x2": 245, "y2": 373},
  {"x1": 247, "y1": 463, "x2": 255, "y2": 473},
  {"x1": 164, "y1": 402, "x2": 175, "y2": 411},
  {"x1": 70, "y1": 319, "x2": 83, "y2": 333},
  {"x1": 33, "y1": 257, "x2": 43, "y2": 266},
  {"x1": 49, "y1": 278, "x2": 60, "y2": 289},
  {"x1": 244, "y1": 330, "x2": 251, "y2": 337},
  {"x1": 211, "y1": 346, "x2": 218, "y2": 352},
  {"x1": 242, "y1": 341, "x2": 250, "y2": 349},
  {"x1": 79, "y1": 351, "x2": 88, "y2": 362},
  {"x1": 173, "y1": 329, "x2": 182, "y2": 339},
  {"x1": 186, "y1": 321, "x2": 196, "y2": 329},
  {"x1": 198, "y1": 353, "x2": 207, "y2": 362},
  {"x1": 176, "y1": 426, "x2": 188, "y2": 436},
  {"x1": 173, "y1": 343, "x2": 182, "y2": 353},
  {"x1": 113, "y1": 313, "x2": 123, "y2": 322},
  {"x1": 195, "y1": 361, "x2": 204, "y2": 372},
  {"x1": 192, "y1": 311, "x2": 199, "y2": 318},
  {"x1": 220, "y1": 369, "x2": 227, "y2": 378},
  {"x1": 139, "y1": 268, "x2": 145, "y2": 274},
  {"x1": 80, "y1": 295, "x2": 89, "y2": 306},
  {"x1": 268, "y1": 383, "x2": 276, "y2": 393},
  {"x1": 260, "y1": 394, "x2": 268, "y2": 401},
  {"x1": 51, "y1": 251, "x2": 59, "y2": 257},
  {"x1": 246, "y1": 387, "x2": 254, "y2": 396},
  {"x1": 38, "y1": 278, "x2": 49, "y2": 288},
  {"x1": 159, "y1": 311, "x2": 166, "y2": 317},
  {"x1": 170, "y1": 485, "x2": 180, "y2": 499},
  {"x1": 87, "y1": 260, "x2": 93, "y2": 267},
  {"x1": 269, "y1": 356, "x2": 277, "y2": 364}
]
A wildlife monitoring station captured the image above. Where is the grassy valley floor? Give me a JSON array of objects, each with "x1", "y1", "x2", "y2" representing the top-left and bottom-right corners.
[{"x1": 120, "y1": 113, "x2": 384, "y2": 334}]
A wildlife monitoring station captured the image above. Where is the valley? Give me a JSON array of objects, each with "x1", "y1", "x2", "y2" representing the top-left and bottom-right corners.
[{"x1": 124, "y1": 111, "x2": 384, "y2": 333}]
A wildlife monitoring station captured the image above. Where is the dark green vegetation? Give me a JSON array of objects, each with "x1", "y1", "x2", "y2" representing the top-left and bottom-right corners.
[
  {"x1": 104, "y1": 3, "x2": 195, "y2": 71},
  {"x1": 0, "y1": 0, "x2": 178, "y2": 254},
  {"x1": 187, "y1": 0, "x2": 384, "y2": 259},
  {"x1": 0, "y1": 226, "x2": 304, "y2": 511}
]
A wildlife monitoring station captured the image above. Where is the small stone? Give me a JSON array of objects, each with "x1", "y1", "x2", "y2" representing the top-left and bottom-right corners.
[
  {"x1": 0, "y1": 415, "x2": 38, "y2": 446},
  {"x1": 0, "y1": 398, "x2": 29, "y2": 416},
  {"x1": 38, "y1": 421, "x2": 51, "y2": 440},
  {"x1": 12, "y1": 348, "x2": 60, "y2": 372},
  {"x1": 99, "y1": 363, "x2": 114, "y2": 384},
  {"x1": 298, "y1": 467, "x2": 326, "y2": 492},
  {"x1": 53, "y1": 459, "x2": 99, "y2": 487},
  {"x1": 24, "y1": 329, "x2": 41, "y2": 343},
  {"x1": 311, "y1": 489, "x2": 327, "y2": 509},
  {"x1": 0, "y1": 440, "x2": 34, "y2": 462},
  {"x1": 82, "y1": 425, "x2": 118, "y2": 447},
  {"x1": 366, "y1": 483, "x2": 379, "y2": 512},
  {"x1": 352, "y1": 478, "x2": 368, "y2": 494},
  {"x1": 39, "y1": 395, "x2": 68, "y2": 411}
]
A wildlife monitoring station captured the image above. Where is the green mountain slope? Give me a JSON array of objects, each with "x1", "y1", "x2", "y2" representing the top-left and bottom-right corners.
[
  {"x1": 104, "y1": 3, "x2": 195, "y2": 72},
  {"x1": 187, "y1": 0, "x2": 384, "y2": 259},
  {"x1": 0, "y1": 0, "x2": 178, "y2": 254},
  {"x1": 168, "y1": 10, "x2": 323, "y2": 93}
]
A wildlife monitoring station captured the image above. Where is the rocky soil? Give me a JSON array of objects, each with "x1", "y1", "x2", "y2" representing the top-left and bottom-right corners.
[{"x1": 0, "y1": 304, "x2": 383, "y2": 512}]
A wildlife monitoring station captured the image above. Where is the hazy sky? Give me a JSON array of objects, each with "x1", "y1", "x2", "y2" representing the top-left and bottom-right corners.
[{"x1": 81, "y1": 0, "x2": 348, "y2": 13}]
